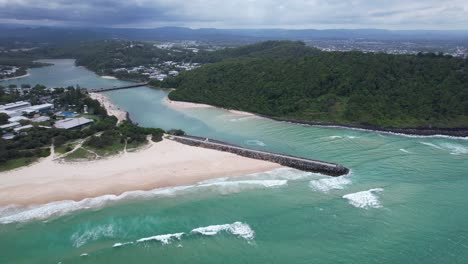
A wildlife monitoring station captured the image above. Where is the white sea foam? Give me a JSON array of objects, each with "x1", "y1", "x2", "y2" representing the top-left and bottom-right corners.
[
  {"x1": 310, "y1": 124, "x2": 468, "y2": 140},
  {"x1": 113, "y1": 242, "x2": 134, "y2": 248},
  {"x1": 191, "y1": 222, "x2": 254, "y2": 240},
  {"x1": 0, "y1": 177, "x2": 287, "y2": 224},
  {"x1": 420, "y1": 142, "x2": 444, "y2": 150},
  {"x1": 342, "y1": 188, "x2": 384, "y2": 209},
  {"x1": 229, "y1": 116, "x2": 253, "y2": 122},
  {"x1": 136, "y1": 232, "x2": 184, "y2": 245},
  {"x1": 71, "y1": 224, "x2": 116, "y2": 248},
  {"x1": 420, "y1": 142, "x2": 468, "y2": 155},
  {"x1": 440, "y1": 143, "x2": 468, "y2": 155},
  {"x1": 200, "y1": 180, "x2": 287, "y2": 189},
  {"x1": 327, "y1": 136, "x2": 342, "y2": 139},
  {"x1": 245, "y1": 139, "x2": 267, "y2": 147},
  {"x1": 399, "y1": 148, "x2": 411, "y2": 154},
  {"x1": 234, "y1": 167, "x2": 323, "y2": 181},
  {"x1": 309, "y1": 175, "x2": 352, "y2": 193}
]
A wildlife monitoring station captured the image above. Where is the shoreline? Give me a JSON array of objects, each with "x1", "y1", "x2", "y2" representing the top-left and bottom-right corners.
[
  {"x1": 164, "y1": 97, "x2": 256, "y2": 117},
  {"x1": 89, "y1": 92, "x2": 127, "y2": 124},
  {"x1": 0, "y1": 72, "x2": 30, "y2": 81},
  {"x1": 165, "y1": 98, "x2": 468, "y2": 138},
  {"x1": 100, "y1": 75, "x2": 117, "y2": 80},
  {"x1": 0, "y1": 139, "x2": 282, "y2": 206}
]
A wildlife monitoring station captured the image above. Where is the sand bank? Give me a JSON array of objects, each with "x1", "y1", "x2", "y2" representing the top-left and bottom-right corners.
[
  {"x1": 100, "y1": 75, "x2": 117, "y2": 80},
  {"x1": 89, "y1": 92, "x2": 127, "y2": 124},
  {"x1": 0, "y1": 73, "x2": 30, "y2": 81},
  {"x1": 164, "y1": 97, "x2": 256, "y2": 117},
  {"x1": 0, "y1": 139, "x2": 282, "y2": 206}
]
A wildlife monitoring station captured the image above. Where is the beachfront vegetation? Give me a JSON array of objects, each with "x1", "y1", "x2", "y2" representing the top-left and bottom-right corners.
[{"x1": 167, "y1": 41, "x2": 468, "y2": 129}]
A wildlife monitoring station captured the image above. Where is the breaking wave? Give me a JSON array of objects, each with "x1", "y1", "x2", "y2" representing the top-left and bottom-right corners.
[
  {"x1": 112, "y1": 242, "x2": 134, "y2": 248},
  {"x1": 342, "y1": 188, "x2": 384, "y2": 209},
  {"x1": 309, "y1": 174, "x2": 352, "y2": 193},
  {"x1": 136, "y1": 232, "x2": 184, "y2": 245},
  {"x1": 110, "y1": 222, "x2": 254, "y2": 250},
  {"x1": 71, "y1": 224, "x2": 116, "y2": 248},
  {"x1": 191, "y1": 222, "x2": 254, "y2": 240},
  {"x1": 0, "y1": 176, "x2": 288, "y2": 224}
]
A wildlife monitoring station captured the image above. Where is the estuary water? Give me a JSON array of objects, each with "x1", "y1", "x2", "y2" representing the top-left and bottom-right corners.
[{"x1": 1, "y1": 59, "x2": 468, "y2": 264}]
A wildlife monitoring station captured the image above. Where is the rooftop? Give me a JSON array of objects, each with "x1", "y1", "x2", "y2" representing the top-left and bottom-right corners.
[
  {"x1": 54, "y1": 117, "x2": 93, "y2": 129},
  {"x1": 14, "y1": 124, "x2": 34, "y2": 132}
]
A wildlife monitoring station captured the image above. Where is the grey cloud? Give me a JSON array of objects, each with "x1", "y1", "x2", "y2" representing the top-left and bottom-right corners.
[{"x1": 0, "y1": 0, "x2": 467, "y2": 29}]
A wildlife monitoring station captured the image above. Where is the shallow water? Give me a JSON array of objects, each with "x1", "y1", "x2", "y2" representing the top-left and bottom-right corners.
[{"x1": 1, "y1": 60, "x2": 468, "y2": 264}]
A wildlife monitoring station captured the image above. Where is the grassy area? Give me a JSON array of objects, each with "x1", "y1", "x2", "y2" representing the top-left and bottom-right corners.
[
  {"x1": 55, "y1": 145, "x2": 74, "y2": 154},
  {"x1": 79, "y1": 114, "x2": 102, "y2": 121},
  {"x1": 0, "y1": 157, "x2": 38, "y2": 172},
  {"x1": 63, "y1": 147, "x2": 96, "y2": 161},
  {"x1": 88, "y1": 141, "x2": 125, "y2": 156},
  {"x1": 126, "y1": 140, "x2": 150, "y2": 152}
]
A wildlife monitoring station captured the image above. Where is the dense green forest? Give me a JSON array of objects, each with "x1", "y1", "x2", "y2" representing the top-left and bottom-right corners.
[{"x1": 167, "y1": 41, "x2": 468, "y2": 128}]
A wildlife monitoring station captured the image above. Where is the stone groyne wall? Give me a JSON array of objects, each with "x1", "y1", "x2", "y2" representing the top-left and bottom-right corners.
[{"x1": 171, "y1": 136, "x2": 349, "y2": 177}]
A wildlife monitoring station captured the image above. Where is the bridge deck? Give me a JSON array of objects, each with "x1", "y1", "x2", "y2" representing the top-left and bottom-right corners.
[{"x1": 88, "y1": 82, "x2": 149, "y2": 92}]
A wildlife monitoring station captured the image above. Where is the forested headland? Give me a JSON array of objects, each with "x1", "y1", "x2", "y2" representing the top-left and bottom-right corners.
[{"x1": 167, "y1": 41, "x2": 468, "y2": 131}]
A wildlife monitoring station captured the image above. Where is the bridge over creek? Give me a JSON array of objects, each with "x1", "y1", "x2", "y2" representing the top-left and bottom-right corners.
[{"x1": 87, "y1": 82, "x2": 149, "y2": 92}]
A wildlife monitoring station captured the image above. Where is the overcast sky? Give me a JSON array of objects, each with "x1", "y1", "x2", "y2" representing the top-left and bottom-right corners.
[{"x1": 0, "y1": 0, "x2": 467, "y2": 30}]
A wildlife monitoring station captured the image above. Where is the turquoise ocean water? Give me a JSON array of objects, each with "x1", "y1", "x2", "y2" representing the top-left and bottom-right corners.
[{"x1": 1, "y1": 60, "x2": 467, "y2": 263}]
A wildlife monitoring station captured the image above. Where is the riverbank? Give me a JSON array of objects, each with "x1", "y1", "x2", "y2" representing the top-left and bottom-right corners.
[
  {"x1": 89, "y1": 92, "x2": 127, "y2": 124},
  {"x1": 165, "y1": 98, "x2": 468, "y2": 138},
  {"x1": 0, "y1": 139, "x2": 282, "y2": 206},
  {"x1": 164, "y1": 97, "x2": 256, "y2": 117},
  {"x1": 0, "y1": 72, "x2": 30, "y2": 81}
]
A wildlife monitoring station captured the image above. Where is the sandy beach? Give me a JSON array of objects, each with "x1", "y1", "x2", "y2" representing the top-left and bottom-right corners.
[
  {"x1": 0, "y1": 139, "x2": 282, "y2": 206},
  {"x1": 164, "y1": 97, "x2": 256, "y2": 117},
  {"x1": 100, "y1": 75, "x2": 117, "y2": 80},
  {"x1": 89, "y1": 92, "x2": 127, "y2": 124},
  {"x1": 0, "y1": 72, "x2": 30, "y2": 81}
]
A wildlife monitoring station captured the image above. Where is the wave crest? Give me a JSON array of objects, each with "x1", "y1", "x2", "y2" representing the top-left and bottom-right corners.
[
  {"x1": 343, "y1": 188, "x2": 384, "y2": 209},
  {"x1": 191, "y1": 222, "x2": 254, "y2": 240}
]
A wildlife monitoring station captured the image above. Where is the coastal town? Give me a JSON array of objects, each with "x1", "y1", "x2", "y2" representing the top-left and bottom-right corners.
[
  {"x1": 0, "y1": 86, "x2": 94, "y2": 141},
  {"x1": 113, "y1": 60, "x2": 201, "y2": 81}
]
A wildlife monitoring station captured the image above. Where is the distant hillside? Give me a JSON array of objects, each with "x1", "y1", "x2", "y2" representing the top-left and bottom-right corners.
[
  {"x1": 167, "y1": 41, "x2": 468, "y2": 129},
  {"x1": 193, "y1": 41, "x2": 320, "y2": 63},
  {"x1": 1, "y1": 26, "x2": 468, "y2": 45}
]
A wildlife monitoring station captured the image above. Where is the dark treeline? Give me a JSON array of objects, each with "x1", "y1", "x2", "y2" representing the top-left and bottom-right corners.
[{"x1": 167, "y1": 41, "x2": 468, "y2": 129}]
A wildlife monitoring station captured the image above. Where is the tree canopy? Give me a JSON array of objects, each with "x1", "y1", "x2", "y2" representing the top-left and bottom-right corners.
[{"x1": 168, "y1": 41, "x2": 468, "y2": 128}]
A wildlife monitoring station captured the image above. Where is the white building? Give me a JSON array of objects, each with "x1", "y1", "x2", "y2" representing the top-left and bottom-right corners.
[
  {"x1": 0, "y1": 101, "x2": 31, "y2": 112},
  {"x1": 0, "y1": 122, "x2": 21, "y2": 130},
  {"x1": 54, "y1": 117, "x2": 93, "y2": 129},
  {"x1": 8, "y1": 116, "x2": 29, "y2": 123},
  {"x1": 14, "y1": 124, "x2": 34, "y2": 132}
]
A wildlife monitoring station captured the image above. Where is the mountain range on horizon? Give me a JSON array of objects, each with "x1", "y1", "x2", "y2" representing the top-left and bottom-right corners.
[{"x1": 1, "y1": 26, "x2": 468, "y2": 44}]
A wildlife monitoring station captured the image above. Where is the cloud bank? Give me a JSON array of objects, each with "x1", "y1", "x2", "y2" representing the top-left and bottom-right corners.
[{"x1": 0, "y1": 0, "x2": 467, "y2": 29}]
